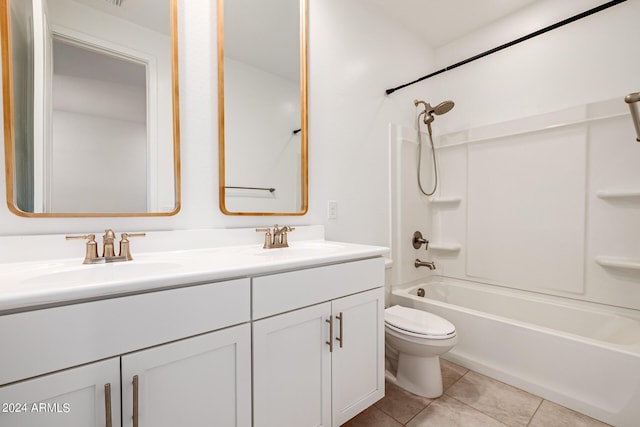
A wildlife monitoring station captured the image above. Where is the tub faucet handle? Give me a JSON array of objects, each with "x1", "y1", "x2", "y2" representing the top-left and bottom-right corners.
[{"x1": 412, "y1": 231, "x2": 429, "y2": 250}]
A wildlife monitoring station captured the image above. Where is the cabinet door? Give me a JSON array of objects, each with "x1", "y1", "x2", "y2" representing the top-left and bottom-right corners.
[
  {"x1": 331, "y1": 287, "x2": 385, "y2": 426},
  {"x1": 0, "y1": 357, "x2": 121, "y2": 427},
  {"x1": 253, "y1": 302, "x2": 332, "y2": 427},
  {"x1": 121, "y1": 323, "x2": 251, "y2": 427}
]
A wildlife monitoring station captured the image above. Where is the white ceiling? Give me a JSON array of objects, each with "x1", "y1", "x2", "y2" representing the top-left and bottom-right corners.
[
  {"x1": 63, "y1": 0, "x2": 545, "y2": 81},
  {"x1": 368, "y1": 0, "x2": 541, "y2": 48}
]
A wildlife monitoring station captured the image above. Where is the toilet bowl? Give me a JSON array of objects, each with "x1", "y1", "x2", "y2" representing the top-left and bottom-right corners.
[{"x1": 384, "y1": 304, "x2": 457, "y2": 398}]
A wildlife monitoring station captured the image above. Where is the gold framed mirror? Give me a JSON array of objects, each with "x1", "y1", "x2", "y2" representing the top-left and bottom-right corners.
[
  {"x1": 217, "y1": 0, "x2": 308, "y2": 216},
  {"x1": 1, "y1": 0, "x2": 180, "y2": 217}
]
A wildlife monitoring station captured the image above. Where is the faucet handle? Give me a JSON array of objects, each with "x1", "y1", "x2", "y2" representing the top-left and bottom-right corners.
[
  {"x1": 118, "y1": 233, "x2": 146, "y2": 261},
  {"x1": 279, "y1": 226, "x2": 295, "y2": 246},
  {"x1": 256, "y1": 228, "x2": 273, "y2": 248},
  {"x1": 412, "y1": 231, "x2": 429, "y2": 250},
  {"x1": 65, "y1": 234, "x2": 99, "y2": 264}
]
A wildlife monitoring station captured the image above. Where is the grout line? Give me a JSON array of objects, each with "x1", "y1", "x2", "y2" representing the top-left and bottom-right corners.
[
  {"x1": 527, "y1": 399, "x2": 545, "y2": 426},
  {"x1": 401, "y1": 400, "x2": 434, "y2": 427},
  {"x1": 445, "y1": 394, "x2": 510, "y2": 426},
  {"x1": 444, "y1": 367, "x2": 470, "y2": 392},
  {"x1": 372, "y1": 401, "x2": 407, "y2": 425},
  {"x1": 398, "y1": 368, "x2": 473, "y2": 426},
  {"x1": 445, "y1": 368, "x2": 543, "y2": 426},
  {"x1": 372, "y1": 364, "x2": 608, "y2": 427}
]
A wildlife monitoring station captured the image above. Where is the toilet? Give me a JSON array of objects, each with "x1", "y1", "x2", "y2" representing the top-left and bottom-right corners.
[{"x1": 384, "y1": 305, "x2": 457, "y2": 398}]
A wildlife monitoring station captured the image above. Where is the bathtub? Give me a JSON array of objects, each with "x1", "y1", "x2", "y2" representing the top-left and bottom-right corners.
[{"x1": 391, "y1": 279, "x2": 640, "y2": 427}]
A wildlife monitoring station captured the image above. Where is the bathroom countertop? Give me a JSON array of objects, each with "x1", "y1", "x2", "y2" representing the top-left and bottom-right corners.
[{"x1": 0, "y1": 239, "x2": 389, "y2": 314}]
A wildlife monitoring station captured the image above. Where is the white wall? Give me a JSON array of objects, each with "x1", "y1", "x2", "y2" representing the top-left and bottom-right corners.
[
  {"x1": 1, "y1": 0, "x2": 637, "y2": 305},
  {"x1": 309, "y1": 0, "x2": 434, "y2": 245},
  {"x1": 50, "y1": 74, "x2": 147, "y2": 213},
  {"x1": 0, "y1": 0, "x2": 432, "y2": 239},
  {"x1": 223, "y1": 57, "x2": 300, "y2": 213},
  {"x1": 48, "y1": 0, "x2": 173, "y2": 212},
  {"x1": 390, "y1": 0, "x2": 640, "y2": 311},
  {"x1": 424, "y1": 0, "x2": 639, "y2": 133}
]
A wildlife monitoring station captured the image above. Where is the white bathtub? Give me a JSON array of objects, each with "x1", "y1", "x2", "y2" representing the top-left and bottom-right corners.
[{"x1": 391, "y1": 279, "x2": 640, "y2": 426}]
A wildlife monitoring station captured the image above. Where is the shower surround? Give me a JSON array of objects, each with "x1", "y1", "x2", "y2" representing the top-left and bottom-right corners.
[{"x1": 388, "y1": 97, "x2": 640, "y2": 426}]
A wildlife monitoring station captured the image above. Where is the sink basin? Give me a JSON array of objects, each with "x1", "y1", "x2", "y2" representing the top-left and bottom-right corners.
[
  {"x1": 12, "y1": 241, "x2": 354, "y2": 287},
  {"x1": 247, "y1": 241, "x2": 346, "y2": 257},
  {"x1": 21, "y1": 261, "x2": 183, "y2": 286}
]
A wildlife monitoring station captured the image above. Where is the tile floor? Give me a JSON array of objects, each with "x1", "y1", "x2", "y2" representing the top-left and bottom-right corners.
[{"x1": 344, "y1": 360, "x2": 611, "y2": 427}]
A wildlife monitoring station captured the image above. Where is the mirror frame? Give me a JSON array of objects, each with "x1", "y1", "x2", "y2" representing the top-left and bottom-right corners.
[
  {"x1": 0, "y1": 0, "x2": 181, "y2": 217},
  {"x1": 217, "y1": 0, "x2": 308, "y2": 216}
]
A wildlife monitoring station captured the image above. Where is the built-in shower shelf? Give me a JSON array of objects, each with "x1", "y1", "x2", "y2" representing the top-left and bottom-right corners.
[
  {"x1": 596, "y1": 190, "x2": 640, "y2": 200},
  {"x1": 428, "y1": 196, "x2": 462, "y2": 205},
  {"x1": 429, "y1": 242, "x2": 461, "y2": 252},
  {"x1": 595, "y1": 256, "x2": 640, "y2": 271}
]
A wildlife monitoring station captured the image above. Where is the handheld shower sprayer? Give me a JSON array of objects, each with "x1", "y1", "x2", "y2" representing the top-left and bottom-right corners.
[
  {"x1": 625, "y1": 92, "x2": 640, "y2": 142},
  {"x1": 414, "y1": 99, "x2": 455, "y2": 134},
  {"x1": 414, "y1": 98, "x2": 455, "y2": 197}
]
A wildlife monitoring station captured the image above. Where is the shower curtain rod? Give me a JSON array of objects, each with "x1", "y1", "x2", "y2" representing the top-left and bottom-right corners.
[{"x1": 385, "y1": 0, "x2": 627, "y2": 95}]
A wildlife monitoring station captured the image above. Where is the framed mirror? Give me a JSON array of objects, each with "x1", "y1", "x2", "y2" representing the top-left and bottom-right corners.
[
  {"x1": 1, "y1": 0, "x2": 180, "y2": 217},
  {"x1": 217, "y1": 0, "x2": 308, "y2": 216}
]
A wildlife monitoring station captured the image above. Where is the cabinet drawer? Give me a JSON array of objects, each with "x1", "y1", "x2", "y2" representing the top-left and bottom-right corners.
[
  {"x1": 252, "y1": 257, "x2": 384, "y2": 319},
  {"x1": 0, "y1": 278, "x2": 250, "y2": 386}
]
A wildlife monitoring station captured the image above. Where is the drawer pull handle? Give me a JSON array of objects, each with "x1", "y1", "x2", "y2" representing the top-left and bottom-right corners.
[
  {"x1": 104, "y1": 383, "x2": 112, "y2": 427},
  {"x1": 133, "y1": 375, "x2": 139, "y2": 427},
  {"x1": 326, "y1": 316, "x2": 333, "y2": 352},
  {"x1": 336, "y1": 312, "x2": 344, "y2": 348}
]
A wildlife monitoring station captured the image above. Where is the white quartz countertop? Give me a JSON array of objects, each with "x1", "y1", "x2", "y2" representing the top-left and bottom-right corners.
[{"x1": 0, "y1": 239, "x2": 389, "y2": 314}]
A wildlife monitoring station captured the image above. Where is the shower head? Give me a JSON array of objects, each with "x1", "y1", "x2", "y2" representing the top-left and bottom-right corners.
[
  {"x1": 414, "y1": 99, "x2": 455, "y2": 128},
  {"x1": 414, "y1": 99, "x2": 455, "y2": 115},
  {"x1": 432, "y1": 100, "x2": 455, "y2": 116}
]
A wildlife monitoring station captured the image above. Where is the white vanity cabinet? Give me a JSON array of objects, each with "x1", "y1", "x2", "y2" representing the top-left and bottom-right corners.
[
  {"x1": 0, "y1": 278, "x2": 252, "y2": 427},
  {"x1": 252, "y1": 258, "x2": 385, "y2": 427},
  {"x1": 0, "y1": 239, "x2": 388, "y2": 427},
  {"x1": 0, "y1": 358, "x2": 121, "y2": 427},
  {"x1": 0, "y1": 325, "x2": 251, "y2": 427},
  {"x1": 121, "y1": 323, "x2": 251, "y2": 427}
]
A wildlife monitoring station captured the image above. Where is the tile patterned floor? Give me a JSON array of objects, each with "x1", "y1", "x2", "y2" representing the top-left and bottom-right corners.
[{"x1": 343, "y1": 360, "x2": 611, "y2": 427}]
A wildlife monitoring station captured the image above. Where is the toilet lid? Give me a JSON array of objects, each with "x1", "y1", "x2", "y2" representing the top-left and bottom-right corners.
[{"x1": 385, "y1": 305, "x2": 455, "y2": 337}]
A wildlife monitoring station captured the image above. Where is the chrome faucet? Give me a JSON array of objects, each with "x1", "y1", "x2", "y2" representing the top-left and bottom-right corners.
[
  {"x1": 415, "y1": 259, "x2": 436, "y2": 270},
  {"x1": 256, "y1": 224, "x2": 296, "y2": 249},
  {"x1": 66, "y1": 230, "x2": 146, "y2": 264}
]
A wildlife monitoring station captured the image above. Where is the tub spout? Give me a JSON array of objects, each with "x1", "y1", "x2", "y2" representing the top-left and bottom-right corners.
[{"x1": 415, "y1": 259, "x2": 436, "y2": 270}]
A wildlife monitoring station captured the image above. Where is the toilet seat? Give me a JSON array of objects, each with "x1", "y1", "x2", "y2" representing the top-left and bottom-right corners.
[{"x1": 385, "y1": 305, "x2": 456, "y2": 340}]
